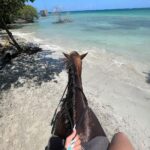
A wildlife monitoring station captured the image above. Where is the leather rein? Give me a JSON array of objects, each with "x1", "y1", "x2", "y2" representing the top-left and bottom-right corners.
[{"x1": 51, "y1": 83, "x2": 88, "y2": 134}]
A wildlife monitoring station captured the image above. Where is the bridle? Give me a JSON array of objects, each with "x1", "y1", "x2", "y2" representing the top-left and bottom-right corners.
[
  {"x1": 51, "y1": 83, "x2": 88, "y2": 134},
  {"x1": 51, "y1": 83, "x2": 68, "y2": 128}
]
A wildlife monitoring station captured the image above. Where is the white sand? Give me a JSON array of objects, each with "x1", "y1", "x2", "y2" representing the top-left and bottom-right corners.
[
  {"x1": 0, "y1": 32, "x2": 150, "y2": 150},
  {"x1": 82, "y1": 52, "x2": 150, "y2": 150}
]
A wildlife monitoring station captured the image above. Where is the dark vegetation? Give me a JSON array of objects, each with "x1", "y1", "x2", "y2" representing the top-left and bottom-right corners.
[
  {"x1": 0, "y1": 0, "x2": 37, "y2": 25},
  {"x1": 18, "y1": 5, "x2": 39, "y2": 23},
  {"x1": 0, "y1": 0, "x2": 38, "y2": 53}
]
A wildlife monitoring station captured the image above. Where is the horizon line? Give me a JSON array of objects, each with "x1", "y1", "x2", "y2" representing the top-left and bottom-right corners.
[{"x1": 38, "y1": 7, "x2": 150, "y2": 12}]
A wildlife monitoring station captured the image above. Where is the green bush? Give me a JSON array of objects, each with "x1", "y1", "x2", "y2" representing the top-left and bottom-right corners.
[
  {"x1": 18, "y1": 5, "x2": 38, "y2": 22},
  {"x1": 0, "y1": 0, "x2": 35, "y2": 25}
]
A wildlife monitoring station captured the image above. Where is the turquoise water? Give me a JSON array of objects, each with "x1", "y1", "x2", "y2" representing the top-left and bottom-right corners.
[{"x1": 17, "y1": 8, "x2": 150, "y2": 63}]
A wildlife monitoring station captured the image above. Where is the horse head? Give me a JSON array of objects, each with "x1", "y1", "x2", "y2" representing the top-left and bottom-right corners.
[{"x1": 63, "y1": 51, "x2": 88, "y2": 79}]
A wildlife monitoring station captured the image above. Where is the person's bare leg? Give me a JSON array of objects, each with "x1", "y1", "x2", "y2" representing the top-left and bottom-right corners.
[{"x1": 108, "y1": 132, "x2": 134, "y2": 150}]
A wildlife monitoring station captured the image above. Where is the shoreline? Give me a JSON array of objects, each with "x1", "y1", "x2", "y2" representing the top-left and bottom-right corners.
[
  {"x1": 12, "y1": 30, "x2": 150, "y2": 71},
  {"x1": 0, "y1": 30, "x2": 150, "y2": 150}
]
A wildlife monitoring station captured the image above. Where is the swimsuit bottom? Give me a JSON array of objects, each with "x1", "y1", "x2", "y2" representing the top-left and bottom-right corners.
[{"x1": 83, "y1": 136, "x2": 109, "y2": 150}]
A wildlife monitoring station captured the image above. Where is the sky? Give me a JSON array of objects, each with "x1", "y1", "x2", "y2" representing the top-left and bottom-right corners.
[{"x1": 28, "y1": 0, "x2": 150, "y2": 12}]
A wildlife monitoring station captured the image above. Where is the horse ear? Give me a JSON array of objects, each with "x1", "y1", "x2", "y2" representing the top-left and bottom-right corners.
[
  {"x1": 80, "y1": 52, "x2": 88, "y2": 60},
  {"x1": 63, "y1": 52, "x2": 70, "y2": 59}
]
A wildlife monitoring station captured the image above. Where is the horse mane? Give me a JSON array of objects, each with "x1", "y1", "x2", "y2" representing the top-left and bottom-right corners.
[
  {"x1": 62, "y1": 60, "x2": 76, "y2": 130},
  {"x1": 51, "y1": 60, "x2": 77, "y2": 135}
]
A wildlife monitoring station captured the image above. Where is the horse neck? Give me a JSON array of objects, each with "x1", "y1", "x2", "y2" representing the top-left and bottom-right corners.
[{"x1": 68, "y1": 66, "x2": 87, "y2": 125}]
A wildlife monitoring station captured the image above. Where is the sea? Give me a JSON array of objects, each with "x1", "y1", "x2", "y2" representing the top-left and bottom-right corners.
[{"x1": 15, "y1": 8, "x2": 150, "y2": 65}]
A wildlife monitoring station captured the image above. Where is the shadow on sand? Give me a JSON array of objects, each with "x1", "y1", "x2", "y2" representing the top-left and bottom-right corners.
[
  {"x1": 144, "y1": 71, "x2": 150, "y2": 84},
  {"x1": 0, "y1": 50, "x2": 65, "y2": 91}
]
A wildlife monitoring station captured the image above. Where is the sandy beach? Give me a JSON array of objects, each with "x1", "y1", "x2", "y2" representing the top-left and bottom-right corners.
[{"x1": 0, "y1": 30, "x2": 150, "y2": 150}]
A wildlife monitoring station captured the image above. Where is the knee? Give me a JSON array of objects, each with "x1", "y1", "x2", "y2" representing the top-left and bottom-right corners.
[
  {"x1": 110, "y1": 132, "x2": 134, "y2": 150},
  {"x1": 114, "y1": 132, "x2": 126, "y2": 138},
  {"x1": 112, "y1": 132, "x2": 128, "y2": 143}
]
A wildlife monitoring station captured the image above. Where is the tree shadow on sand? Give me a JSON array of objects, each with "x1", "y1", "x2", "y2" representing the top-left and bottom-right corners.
[{"x1": 0, "y1": 50, "x2": 65, "y2": 91}]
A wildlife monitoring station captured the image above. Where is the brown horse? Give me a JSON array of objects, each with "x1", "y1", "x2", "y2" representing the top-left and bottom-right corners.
[{"x1": 47, "y1": 51, "x2": 107, "y2": 149}]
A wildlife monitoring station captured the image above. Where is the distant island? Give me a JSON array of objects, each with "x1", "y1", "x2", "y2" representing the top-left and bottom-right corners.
[{"x1": 40, "y1": 10, "x2": 48, "y2": 17}]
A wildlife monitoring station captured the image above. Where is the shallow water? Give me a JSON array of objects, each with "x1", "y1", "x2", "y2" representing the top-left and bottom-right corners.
[{"x1": 16, "y1": 8, "x2": 150, "y2": 64}]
